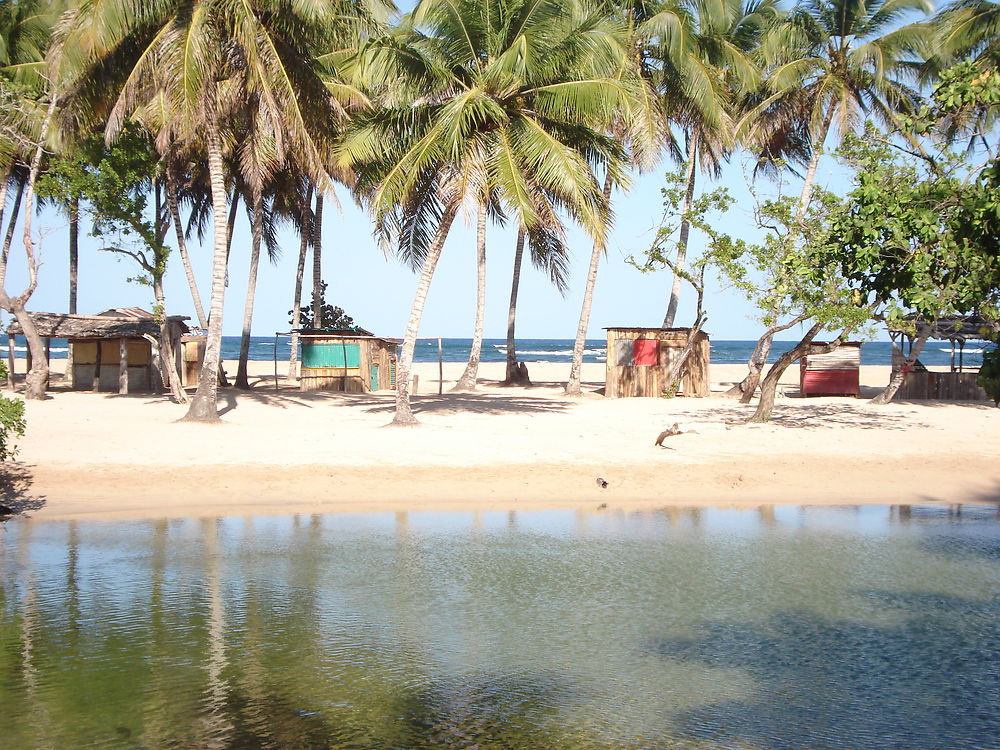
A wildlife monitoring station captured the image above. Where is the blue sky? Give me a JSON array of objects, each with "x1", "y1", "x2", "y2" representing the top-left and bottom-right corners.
[{"x1": 2, "y1": 150, "x2": 862, "y2": 342}]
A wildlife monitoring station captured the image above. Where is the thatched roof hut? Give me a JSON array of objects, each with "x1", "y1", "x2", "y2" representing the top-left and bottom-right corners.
[
  {"x1": 6, "y1": 308, "x2": 190, "y2": 394},
  {"x1": 7, "y1": 308, "x2": 189, "y2": 340},
  {"x1": 886, "y1": 314, "x2": 998, "y2": 400}
]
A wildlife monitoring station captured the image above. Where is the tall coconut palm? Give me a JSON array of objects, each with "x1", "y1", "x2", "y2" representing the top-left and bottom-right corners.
[
  {"x1": 55, "y1": 0, "x2": 381, "y2": 421},
  {"x1": 343, "y1": 0, "x2": 632, "y2": 424},
  {"x1": 562, "y1": 0, "x2": 667, "y2": 396},
  {"x1": 502, "y1": 218, "x2": 571, "y2": 385},
  {"x1": 451, "y1": 199, "x2": 489, "y2": 391},
  {"x1": 643, "y1": 0, "x2": 778, "y2": 327},
  {"x1": 748, "y1": 0, "x2": 932, "y2": 220},
  {"x1": 726, "y1": 0, "x2": 931, "y2": 401}
]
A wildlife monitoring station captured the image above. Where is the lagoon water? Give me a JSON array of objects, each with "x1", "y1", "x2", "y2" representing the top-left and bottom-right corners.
[{"x1": 1, "y1": 505, "x2": 999, "y2": 749}]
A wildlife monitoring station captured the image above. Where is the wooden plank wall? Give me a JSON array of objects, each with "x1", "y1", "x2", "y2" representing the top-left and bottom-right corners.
[
  {"x1": 605, "y1": 328, "x2": 710, "y2": 398},
  {"x1": 898, "y1": 371, "x2": 987, "y2": 400}
]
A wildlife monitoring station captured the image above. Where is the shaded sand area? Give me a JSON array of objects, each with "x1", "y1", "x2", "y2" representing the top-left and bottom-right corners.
[{"x1": 5, "y1": 359, "x2": 1000, "y2": 519}]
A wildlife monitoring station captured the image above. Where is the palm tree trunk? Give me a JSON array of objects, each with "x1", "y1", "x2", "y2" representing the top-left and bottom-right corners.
[
  {"x1": 0, "y1": 178, "x2": 26, "y2": 290},
  {"x1": 312, "y1": 192, "x2": 323, "y2": 328},
  {"x1": 0, "y1": 167, "x2": 11, "y2": 234},
  {"x1": 68, "y1": 197, "x2": 79, "y2": 314},
  {"x1": 183, "y1": 104, "x2": 230, "y2": 422},
  {"x1": 392, "y1": 206, "x2": 459, "y2": 426},
  {"x1": 796, "y1": 102, "x2": 836, "y2": 222},
  {"x1": 453, "y1": 200, "x2": 487, "y2": 391},
  {"x1": 224, "y1": 190, "x2": 240, "y2": 283},
  {"x1": 662, "y1": 132, "x2": 699, "y2": 328},
  {"x1": 166, "y1": 176, "x2": 208, "y2": 328},
  {"x1": 502, "y1": 228, "x2": 528, "y2": 385},
  {"x1": 566, "y1": 173, "x2": 614, "y2": 395},
  {"x1": 235, "y1": 193, "x2": 264, "y2": 389},
  {"x1": 288, "y1": 187, "x2": 313, "y2": 380},
  {"x1": 733, "y1": 103, "x2": 836, "y2": 399}
]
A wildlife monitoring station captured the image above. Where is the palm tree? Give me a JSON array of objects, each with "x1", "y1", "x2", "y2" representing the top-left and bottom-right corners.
[
  {"x1": 56, "y1": 0, "x2": 379, "y2": 421},
  {"x1": 343, "y1": 0, "x2": 632, "y2": 423},
  {"x1": 728, "y1": 0, "x2": 931, "y2": 401},
  {"x1": 501, "y1": 220, "x2": 571, "y2": 385},
  {"x1": 932, "y1": 0, "x2": 1000, "y2": 72},
  {"x1": 749, "y1": 0, "x2": 932, "y2": 220},
  {"x1": 643, "y1": 0, "x2": 778, "y2": 327},
  {"x1": 562, "y1": 0, "x2": 666, "y2": 396},
  {"x1": 451, "y1": 199, "x2": 488, "y2": 391},
  {"x1": 0, "y1": 0, "x2": 59, "y2": 400}
]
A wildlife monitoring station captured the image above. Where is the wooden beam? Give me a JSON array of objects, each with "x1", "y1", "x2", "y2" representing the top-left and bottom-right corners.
[
  {"x1": 6, "y1": 333, "x2": 14, "y2": 390},
  {"x1": 119, "y1": 338, "x2": 128, "y2": 394},
  {"x1": 92, "y1": 339, "x2": 102, "y2": 391}
]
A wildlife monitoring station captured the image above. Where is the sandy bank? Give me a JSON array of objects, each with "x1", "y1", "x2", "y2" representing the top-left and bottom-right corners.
[{"x1": 6, "y1": 360, "x2": 999, "y2": 520}]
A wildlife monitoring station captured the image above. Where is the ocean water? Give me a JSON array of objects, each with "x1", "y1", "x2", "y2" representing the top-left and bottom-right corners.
[{"x1": 13, "y1": 335, "x2": 992, "y2": 368}]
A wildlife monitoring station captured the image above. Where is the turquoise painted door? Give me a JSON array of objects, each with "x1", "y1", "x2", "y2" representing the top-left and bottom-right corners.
[
  {"x1": 302, "y1": 342, "x2": 360, "y2": 368},
  {"x1": 370, "y1": 365, "x2": 379, "y2": 391}
]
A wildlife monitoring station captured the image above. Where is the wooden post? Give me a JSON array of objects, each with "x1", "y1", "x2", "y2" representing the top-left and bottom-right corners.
[
  {"x1": 119, "y1": 338, "x2": 128, "y2": 394},
  {"x1": 412, "y1": 374, "x2": 419, "y2": 394},
  {"x1": 438, "y1": 337, "x2": 443, "y2": 395},
  {"x1": 6, "y1": 333, "x2": 14, "y2": 390},
  {"x1": 92, "y1": 339, "x2": 102, "y2": 391}
]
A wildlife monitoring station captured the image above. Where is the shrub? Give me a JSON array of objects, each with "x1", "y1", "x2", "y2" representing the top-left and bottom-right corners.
[
  {"x1": 0, "y1": 361, "x2": 26, "y2": 460},
  {"x1": 978, "y1": 347, "x2": 1000, "y2": 406}
]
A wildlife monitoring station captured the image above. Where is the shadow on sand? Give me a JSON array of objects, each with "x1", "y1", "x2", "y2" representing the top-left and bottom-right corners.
[{"x1": 0, "y1": 462, "x2": 46, "y2": 517}]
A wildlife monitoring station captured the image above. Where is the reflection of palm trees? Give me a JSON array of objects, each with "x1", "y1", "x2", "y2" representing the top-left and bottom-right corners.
[
  {"x1": 17, "y1": 518, "x2": 52, "y2": 746},
  {"x1": 140, "y1": 519, "x2": 172, "y2": 747},
  {"x1": 200, "y1": 517, "x2": 233, "y2": 746}
]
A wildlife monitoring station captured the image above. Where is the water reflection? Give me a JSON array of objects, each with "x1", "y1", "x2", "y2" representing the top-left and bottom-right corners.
[{"x1": 1, "y1": 505, "x2": 998, "y2": 749}]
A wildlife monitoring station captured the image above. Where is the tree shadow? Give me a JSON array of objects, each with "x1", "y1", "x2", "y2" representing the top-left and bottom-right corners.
[
  {"x1": 646, "y1": 596, "x2": 1000, "y2": 749},
  {"x1": 677, "y1": 402, "x2": 924, "y2": 430},
  {"x1": 364, "y1": 393, "x2": 573, "y2": 416},
  {"x1": 0, "y1": 462, "x2": 46, "y2": 517}
]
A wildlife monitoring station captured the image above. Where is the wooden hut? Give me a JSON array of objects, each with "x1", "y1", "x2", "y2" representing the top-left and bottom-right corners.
[
  {"x1": 889, "y1": 315, "x2": 997, "y2": 400},
  {"x1": 299, "y1": 329, "x2": 397, "y2": 392},
  {"x1": 800, "y1": 342, "x2": 861, "y2": 396},
  {"x1": 604, "y1": 327, "x2": 710, "y2": 398},
  {"x1": 6, "y1": 308, "x2": 191, "y2": 394}
]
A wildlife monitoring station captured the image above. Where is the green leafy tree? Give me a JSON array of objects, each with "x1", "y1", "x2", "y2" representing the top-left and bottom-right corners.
[
  {"x1": 38, "y1": 122, "x2": 189, "y2": 402},
  {"x1": 631, "y1": 169, "x2": 752, "y2": 392},
  {"x1": 817, "y1": 63, "x2": 1000, "y2": 403},
  {"x1": 978, "y1": 347, "x2": 1000, "y2": 405},
  {"x1": 56, "y1": 0, "x2": 381, "y2": 421},
  {"x1": 290, "y1": 281, "x2": 361, "y2": 332}
]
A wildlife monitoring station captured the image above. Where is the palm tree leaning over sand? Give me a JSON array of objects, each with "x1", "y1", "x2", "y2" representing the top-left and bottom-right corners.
[
  {"x1": 56, "y1": 0, "x2": 377, "y2": 421},
  {"x1": 342, "y1": 0, "x2": 632, "y2": 424}
]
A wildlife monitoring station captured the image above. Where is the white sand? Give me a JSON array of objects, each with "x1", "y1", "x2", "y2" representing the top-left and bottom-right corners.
[{"x1": 5, "y1": 358, "x2": 999, "y2": 519}]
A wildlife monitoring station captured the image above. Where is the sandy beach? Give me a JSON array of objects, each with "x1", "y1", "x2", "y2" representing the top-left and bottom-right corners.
[{"x1": 5, "y1": 358, "x2": 999, "y2": 520}]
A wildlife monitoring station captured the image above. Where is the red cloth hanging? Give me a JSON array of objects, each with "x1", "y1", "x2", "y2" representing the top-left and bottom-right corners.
[{"x1": 633, "y1": 339, "x2": 659, "y2": 366}]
